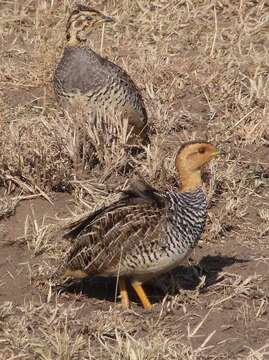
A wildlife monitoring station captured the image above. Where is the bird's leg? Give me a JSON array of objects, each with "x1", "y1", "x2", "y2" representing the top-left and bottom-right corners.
[
  {"x1": 119, "y1": 277, "x2": 129, "y2": 309},
  {"x1": 131, "y1": 281, "x2": 152, "y2": 310}
]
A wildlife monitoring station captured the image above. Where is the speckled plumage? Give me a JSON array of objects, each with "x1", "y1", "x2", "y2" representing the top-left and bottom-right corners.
[
  {"x1": 53, "y1": 6, "x2": 148, "y2": 137},
  {"x1": 60, "y1": 180, "x2": 207, "y2": 282},
  {"x1": 54, "y1": 141, "x2": 219, "y2": 309}
]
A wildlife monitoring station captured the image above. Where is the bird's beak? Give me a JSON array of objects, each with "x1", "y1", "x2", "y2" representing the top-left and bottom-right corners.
[
  {"x1": 212, "y1": 149, "x2": 224, "y2": 157},
  {"x1": 103, "y1": 15, "x2": 114, "y2": 23}
]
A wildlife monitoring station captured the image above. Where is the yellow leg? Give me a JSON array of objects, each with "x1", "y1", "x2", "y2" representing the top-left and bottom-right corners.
[
  {"x1": 131, "y1": 281, "x2": 152, "y2": 310},
  {"x1": 119, "y1": 277, "x2": 129, "y2": 309}
]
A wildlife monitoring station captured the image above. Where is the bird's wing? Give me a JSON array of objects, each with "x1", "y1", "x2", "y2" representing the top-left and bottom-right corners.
[
  {"x1": 63, "y1": 179, "x2": 169, "y2": 273},
  {"x1": 105, "y1": 58, "x2": 148, "y2": 119},
  {"x1": 57, "y1": 47, "x2": 147, "y2": 115}
]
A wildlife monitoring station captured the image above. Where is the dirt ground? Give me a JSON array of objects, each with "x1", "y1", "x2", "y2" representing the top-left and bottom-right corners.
[{"x1": 0, "y1": 0, "x2": 269, "y2": 359}]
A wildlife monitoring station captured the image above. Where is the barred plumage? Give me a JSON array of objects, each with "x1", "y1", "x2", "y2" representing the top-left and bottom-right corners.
[
  {"x1": 53, "y1": 4, "x2": 148, "y2": 138},
  {"x1": 62, "y1": 188, "x2": 206, "y2": 278},
  {"x1": 55, "y1": 141, "x2": 220, "y2": 310}
]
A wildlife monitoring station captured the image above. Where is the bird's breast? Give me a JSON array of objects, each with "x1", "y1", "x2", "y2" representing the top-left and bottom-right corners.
[{"x1": 123, "y1": 248, "x2": 193, "y2": 283}]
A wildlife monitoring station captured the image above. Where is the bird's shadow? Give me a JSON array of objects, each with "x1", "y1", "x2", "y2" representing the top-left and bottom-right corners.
[{"x1": 56, "y1": 255, "x2": 249, "y2": 305}]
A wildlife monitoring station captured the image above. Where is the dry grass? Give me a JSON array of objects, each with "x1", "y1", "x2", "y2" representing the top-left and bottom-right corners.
[{"x1": 0, "y1": 0, "x2": 268, "y2": 359}]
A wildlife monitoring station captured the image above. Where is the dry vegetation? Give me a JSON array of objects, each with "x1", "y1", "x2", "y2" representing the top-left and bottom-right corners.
[{"x1": 0, "y1": 0, "x2": 268, "y2": 359}]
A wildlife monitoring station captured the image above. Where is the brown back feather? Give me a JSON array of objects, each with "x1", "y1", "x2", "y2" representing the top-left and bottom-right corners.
[{"x1": 63, "y1": 179, "x2": 165, "y2": 240}]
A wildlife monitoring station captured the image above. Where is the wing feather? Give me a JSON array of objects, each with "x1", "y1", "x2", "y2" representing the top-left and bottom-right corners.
[{"x1": 63, "y1": 180, "x2": 168, "y2": 274}]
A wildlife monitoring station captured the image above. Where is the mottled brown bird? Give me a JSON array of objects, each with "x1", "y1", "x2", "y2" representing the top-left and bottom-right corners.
[
  {"x1": 55, "y1": 141, "x2": 219, "y2": 310},
  {"x1": 53, "y1": 4, "x2": 148, "y2": 138}
]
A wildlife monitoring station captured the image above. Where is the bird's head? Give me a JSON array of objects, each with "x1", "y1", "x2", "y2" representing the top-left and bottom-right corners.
[
  {"x1": 175, "y1": 141, "x2": 220, "y2": 192},
  {"x1": 66, "y1": 4, "x2": 113, "y2": 45}
]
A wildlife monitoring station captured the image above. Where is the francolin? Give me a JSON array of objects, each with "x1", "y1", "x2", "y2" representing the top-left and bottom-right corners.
[
  {"x1": 55, "y1": 141, "x2": 219, "y2": 310},
  {"x1": 53, "y1": 3, "x2": 148, "y2": 139}
]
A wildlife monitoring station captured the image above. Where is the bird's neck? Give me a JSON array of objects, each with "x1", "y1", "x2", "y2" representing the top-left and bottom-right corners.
[
  {"x1": 178, "y1": 169, "x2": 202, "y2": 192},
  {"x1": 66, "y1": 34, "x2": 87, "y2": 47}
]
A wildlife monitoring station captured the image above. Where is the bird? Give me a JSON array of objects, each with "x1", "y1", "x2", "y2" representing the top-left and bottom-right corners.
[
  {"x1": 54, "y1": 141, "x2": 220, "y2": 310},
  {"x1": 53, "y1": 3, "x2": 148, "y2": 139}
]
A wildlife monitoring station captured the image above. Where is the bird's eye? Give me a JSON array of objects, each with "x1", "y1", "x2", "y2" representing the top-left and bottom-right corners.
[
  {"x1": 86, "y1": 16, "x2": 92, "y2": 21},
  {"x1": 198, "y1": 147, "x2": 206, "y2": 154},
  {"x1": 74, "y1": 20, "x2": 84, "y2": 27}
]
